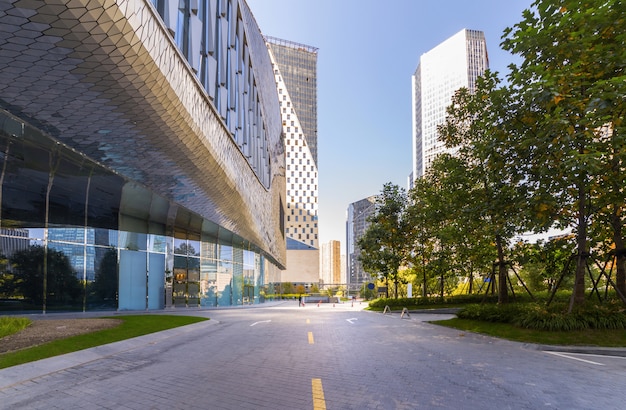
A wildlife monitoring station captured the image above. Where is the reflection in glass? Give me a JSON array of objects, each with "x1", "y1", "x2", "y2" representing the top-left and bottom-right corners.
[
  {"x1": 200, "y1": 258, "x2": 217, "y2": 307},
  {"x1": 148, "y1": 234, "x2": 166, "y2": 253},
  {"x1": 173, "y1": 255, "x2": 187, "y2": 307},
  {"x1": 188, "y1": 256, "x2": 200, "y2": 306},
  {"x1": 119, "y1": 231, "x2": 147, "y2": 251},
  {"x1": 0, "y1": 108, "x2": 277, "y2": 311},
  {"x1": 10, "y1": 245, "x2": 82, "y2": 310},
  {"x1": 90, "y1": 247, "x2": 118, "y2": 309}
]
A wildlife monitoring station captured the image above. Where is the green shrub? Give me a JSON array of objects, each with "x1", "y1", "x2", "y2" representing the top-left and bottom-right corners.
[
  {"x1": 457, "y1": 303, "x2": 530, "y2": 323},
  {"x1": 368, "y1": 294, "x2": 499, "y2": 309},
  {"x1": 0, "y1": 317, "x2": 31, "y2": 338},
  {"x1": 457, "y1": 301, "x2": 626, "y2": 331}
]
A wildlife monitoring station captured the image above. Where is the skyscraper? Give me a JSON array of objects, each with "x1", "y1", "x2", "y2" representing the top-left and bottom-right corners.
[
  {"x1": 320, "y1": 240, "x2": 341, "y2": 287},
  {"x1": 346, "y1": 196, "x2": 378, "y2": 292},
  {"x1": 265, "y1": 36, "x2": 320, "y2": 285},
  {"x1": 411, "y1": 29, "x2": 489, "y2": 181},
  {"x1": 266, "y1": 36, "x2": 319, "y2": 165}
]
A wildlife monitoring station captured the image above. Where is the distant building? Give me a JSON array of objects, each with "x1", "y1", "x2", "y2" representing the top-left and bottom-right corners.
[
  {"x1": 266, "y1": 36, "x2": 320, "y2": 284},
  {"x1": 411, "y1": 29, "x2": 489, "y2": 182},
  {"x1": 320, "y1": 240, "x2": 341, "y2": 288},
  {"x1": 346, "y1": 196, "x2": 378, "y2": 292},
  {"x1": 0, "y1": 228, "x2": 29, "y2": 259}
]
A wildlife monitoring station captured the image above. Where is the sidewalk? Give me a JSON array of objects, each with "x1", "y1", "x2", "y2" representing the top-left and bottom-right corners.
[
  {"x1": 1, "y1": 299, "x2": 291, "y2": 320},
  {"x1": 0, "y1": 319, "x2": 216, "y2": 390},
  {"x1": 0, "y1": 300, "x2": 362, "y2": 391}
]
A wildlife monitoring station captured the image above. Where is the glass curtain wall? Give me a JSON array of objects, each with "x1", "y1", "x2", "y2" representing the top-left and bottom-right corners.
[{"x1": 0, "y1": 110, "x2": 278, "y2": 312}]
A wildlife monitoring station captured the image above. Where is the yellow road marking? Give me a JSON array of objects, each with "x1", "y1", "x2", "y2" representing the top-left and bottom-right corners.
[
  {"x1": 306, "y1": 318, "x2": 310, "y2": 324},
  {"x1": 308, "y1": 331, "x2": 314, "y2": 344},
  {"x1": 312, "y1": 378, "x2": 326, "y2": 410}
]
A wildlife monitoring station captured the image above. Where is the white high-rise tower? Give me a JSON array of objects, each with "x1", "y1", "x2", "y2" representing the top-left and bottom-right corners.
[{"x1": 411, "y1": 29, "x2": 489, "y2": 182}]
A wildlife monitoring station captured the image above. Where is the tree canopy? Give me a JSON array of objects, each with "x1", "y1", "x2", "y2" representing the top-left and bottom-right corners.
[{"x1": 359, "y1": 0, "x2": 626, "y2": 309}]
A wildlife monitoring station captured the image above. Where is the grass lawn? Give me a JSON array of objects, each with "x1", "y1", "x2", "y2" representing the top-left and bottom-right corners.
[
  {"x1": 432, "y1": 317, "x2": 626, "y2": 347},
  {"x1": 0, "y1": 315, "x2": 208, "y2": 369}
]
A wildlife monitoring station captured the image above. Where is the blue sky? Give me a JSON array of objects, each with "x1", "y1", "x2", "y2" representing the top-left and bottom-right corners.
[{"x1": 246, "y1": 0, "x2": 533, "y2": 248}]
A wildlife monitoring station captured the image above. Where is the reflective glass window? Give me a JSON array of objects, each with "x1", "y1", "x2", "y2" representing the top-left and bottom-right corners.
[
  {"x1": 119, "y1": 231, "x2": 147, "y2": 251},
  {"x1": 48, "y1": 154, "x2": 88, "y2": 227},
  {"x1": 90, "y1": 247, "x2": 118, "y2": 309},
  {"x1": 148, "y1": 234, "x2": 167, "y2": 253},
  {"x1": 1, "y1": 137, "x2": 48, "y2": 228}
]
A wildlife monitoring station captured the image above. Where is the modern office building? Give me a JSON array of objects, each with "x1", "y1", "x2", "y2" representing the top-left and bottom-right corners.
[
  {"x1": 346, "y1": 196, "x2": 377, "y2": 293},
  {"x1": 0, "y1": 0, "x2": 285, "y2": 312},
  {"x1": 411, "y1": 29, "x2": 489, "y2": 181},
  {"x1": 265, "y1": 36, "x2": 320, "y2": 285},
  {"x1": 320, "y1": 240, "x2": 341, "y2": 288}
]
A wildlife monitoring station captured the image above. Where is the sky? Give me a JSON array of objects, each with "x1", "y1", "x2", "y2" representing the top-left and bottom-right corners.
[{"x1": 246, "y1": 0, "x2": 533, "y2": 248}]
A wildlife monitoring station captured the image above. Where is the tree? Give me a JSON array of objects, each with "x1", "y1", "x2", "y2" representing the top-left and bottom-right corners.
[
  {"x1": 175, "y1": 243, "x2": 198, "y2": 256},
  {"x1": 358, "y1": 183, "x2": 408, "y2": 299},
  {"x1": 281, "y1": 282, "x2": 294, "y2": 295},
  {"x1": 359, "y1": 283, "x2": 376, "y2": 300},
  {"x1": 0, "y1": 253, "x2": 16, "y2": 298},
  {"x1": 512, "y1": 237, "x2": 576, "y2": 293},
  {"x1": 91, "y1": 248, "x2": 118, "y2": 305},
  {"x1": 502, "y1": 0, "x2": 626, "y2": 309},
  {"x1": 437, "y1": 71, "x2": 527, "y2": 303},
  {"x1": 10, "y1": 245, "x2": 82, "y2": 306}
]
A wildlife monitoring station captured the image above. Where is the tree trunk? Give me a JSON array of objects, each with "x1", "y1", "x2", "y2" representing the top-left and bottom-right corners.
[
  {"x1": 440, "y1": 271, "x2": 444, "y2": 300},
  {"x1": 394, "y1": 278, "x2": 399, "y2": 299},
  {"x1": 385, "y1": 277, "x2": 389, "y2": 298},
  {"x1": 570, "y1": 180, "x2": 588, "y2": 312},
  {"x1": 611, "y1": 211, "x2": 626, "y2": 297},
  {"x1": 422, "y1": 254, "x2": 427, "y2": 297},
  {"x1": 496, "y1": 234, "x2": 509, "y2": 304}
]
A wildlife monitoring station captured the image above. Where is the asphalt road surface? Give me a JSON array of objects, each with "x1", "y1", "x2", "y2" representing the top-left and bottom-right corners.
[{"x1": 1, "y1": 301, "x2": 625, "y2": 409}]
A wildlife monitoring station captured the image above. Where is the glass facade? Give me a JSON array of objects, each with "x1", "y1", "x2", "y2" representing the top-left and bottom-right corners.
[
  {"x1": 411, "y1": 29, "x2": 489, "y2": 179},
  {"x1": 346, "y1": 196, "x2": 378, "y2": 292},
  {"x1": 0, "y1": 110, "x2": 279, "y2": 312},
  {"x1": 0, "y1": 0, "x2": 285, "y2": 312},
  {"x1": 266, "y1": 37, "x2": 319, "y2": 165}
]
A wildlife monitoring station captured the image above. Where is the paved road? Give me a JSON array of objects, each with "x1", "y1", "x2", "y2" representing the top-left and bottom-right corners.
[{"x1": 1, "y1": 302, "x2": 625, "y2": 409}]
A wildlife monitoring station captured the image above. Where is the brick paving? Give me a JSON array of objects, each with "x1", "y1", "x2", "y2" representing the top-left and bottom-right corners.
[{"x1": 1, "y1": 301, "x2": 626, "y2": 409}]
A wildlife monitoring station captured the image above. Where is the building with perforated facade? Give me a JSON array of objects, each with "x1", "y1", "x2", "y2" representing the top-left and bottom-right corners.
[
  {"x1": 265, "y1": 36, "x2": 320, "y2": 285},
  {"x1": 0, "y1": 0, "x2": 285, "y2": 311}
]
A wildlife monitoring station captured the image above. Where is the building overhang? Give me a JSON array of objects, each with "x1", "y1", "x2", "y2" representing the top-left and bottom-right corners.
[{"x1": 0, "y1": 0, "x2": 286, "y2": 267}]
